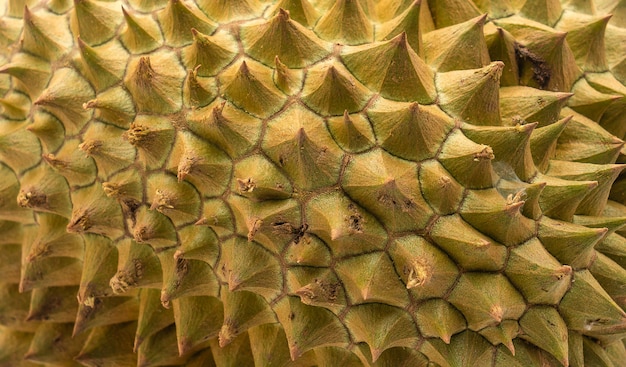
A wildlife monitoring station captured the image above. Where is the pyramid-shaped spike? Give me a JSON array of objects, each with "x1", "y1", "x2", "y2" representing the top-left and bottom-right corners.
[
  {"x1": 124, "y1": 51, "x2": 186, "y2": 114},
  {"x1": 314, "y1": 0, "x2": 373, "y2": 45},
  {"x1": 24, "y1": 323, "x2": 89, "y2": 365},
  {"x1": 174, "y1": 225, "x2": 220, "y2": 265},
  {"x1": 66, "y1": 184, "x2": 124, "y2": 239},
  {"x1": 538, "y1": 216, "x2": 607, "y2": 269},
  {"x1": 248, "y1": 324, "x2": 307, "y2": 367},
  {"x1": 21, "y1": 7, "x2": 73, "y2": 60},
  {"x1": 17, "y1": 165, "x2": 71, "y2": 218},
  {"x1": 195, "y1": 198, "x2": 235, "y2": 238},
  {"x1": 262, "y1": 104, "x2": 344, "y2": 190},
  {"x1": 423, "y1": 14, "x2": 490, "y2": 72},
  {"x1": 24, "y1": 214, "x2": 83, "y2": 265},
  {"x1": 267, "y1": 0, "x2": 320, "y2": 27},
  {"x1": 291, "y1": 268, "x2": 344, "y2": 312},
  {"x1": 419, "y1": 160, "x2": 465, "y2": 215},
  {"x1": 273, "y1": 56, "x2": 302, "y2": 94},
  {"x1": 306, "y1": 191, "x2": 388, "y2": 257},
  {"x1": 0, "y1": 53, "x2": 50, "y2": 98},
  {"x1": 120, "y1": 7, "x2": 163, "y2": 54},
  {"x1": 586, "y1": 72, "x2": 626, "y2": 141},
  {"x1": 0, "y1": 91, "x2": 30, "y2": 120},
  {"x1": 547, "y1": 160, "x2": 626, "y2": 215},
  {"x1": 367, "y1": 100, "x2": 455, "y2": 161},
  {"x1": 76, "y1": 234, "x2": 117, "y2": 306},
  {"x1": 430, "y1": 215, "x2": 507, "y2": 271},
  {"x1": 438, "y1": 129, "x2": 496, "y2": 189},
  {"x1": 76, "y1": 38, "x2": 128, "y2": 91},
  {"x1": 241, "y1": 9, "x2": 330, "y2": 68},
  {"x1": 196, "y1": 0, "x2": 264, "y2": 22},
  {"x1": 27, "y1": 286, "x2": 79, "y2": 323},
  {"x1": 448, "y1": 273, "x2": 526, "y2": 331},
  {"x1": 273, "y1": 296, "x2": 351, "y2": 360},
  {"x1": 232, "y1": 154, "x2": 292, "y2": 200},
  {"x1": 157, "y1": 0, "x2": 217, "y2": 47},
  {"x1": 26, "y1": 111, "x2": 64, "y2": 153},
  {"x1": 605, "y1": 25, "x2": 626, "y2": 84},
  {"x1": 495, "y1": 16, "x2": 582, "y2": 91},
  {"x1": 555, "y1": 108, "x2": 624, "y2": 164},
  {"x1": 582, "y1": 336, "x2": 625, "y2": 367},
  {"x1": 376, "y1": 0, "x2": 423, "y2": 54},
  {"x1": 519, "y1": 307, "x2": 569, "y2": 366},
  {"x1": 460, "y1": 189, "x2": 536, "y2": 246},
  {"x1": 219, "y1": 289, "x2": 277, "y2": 347},
  {"x1": 172, "y1": 296, "x2": 222, "y2": 355},
  {"x1": 301, "y1": 61, "x2": 371, "y2": 116},
  {"x1": 427, "y1": 0, "x2": 482, "y2": 28},
  {"x1": 326, "y1": 111, "x2": 376, "y2": 153},
  {"x1": 218, "y1": 238, "x2": 282, "y2": 301},
  {"x1": 342, "y1": 32, "x2": 436, "y2": 103},
  {"x1": 413, "y1": 299, "x2": 466, "y2": 344},
  {"x1": 284, "y1": 233, "x2": 332, "y2": 267},
  {"x1": 343, "y1": 304, "x2": 419, "y2": 362},
  {"x1": 560, "y1": 270, "x2": 626, "y2": 340},
  {"x1": 496, "y1": 179, "x2": 547, "y2": 220},
  {"x1": 519, "y1": 0, "x2": 563, "y2": 26},
  {"x1": 171, "y1": 131, "x2": 232, "y2": 197},
  {"x1": 568, "y1": 78, "x2": 622, "y2": 122},
  {"x1": 505, "y1": 238, "x2": 573, "y2": 304},
  {"x1": 80, "y1": 123, "x2": 136, "y2": 178},
  {"x1": 557, "y1": 13, "x2": 612, "y2": 72},
  {"x1": 110, "y1": 240, "x2": 162, "y2": 295},
  {"x1": 227, "y1": 195, "x2": 301, "y2": 253},
  {"x1": 529, "y1": 116, "x2": 571, "y2": 172},
  {"x1": 419, "y1": 331, "x2": 494, "y2": 367},
  {"x1": 34, "y1": 67, "x2": 94, "y2": 135},
  {"x1": 479, "y1": 320, "x2": 519, "y2": 355},
  {"x1": 72, "y1": 294, "x2": 139, "y2": 337},
  {"x1": 3, "y1": 285, "x2": 33, "y2": 326},
  {"x1": 573, "y1": 213, "x2": 626, "y2": 236},
  {"x1": 147, "y1": 174, "x2": 201, "y2": 227},
  {"x1": 335, "y1": 252, "x2": 409, "y2": 307},
  {"x1": 220, "y1": 59, "x2": 287, "y2": 118},
  {"x1": 568, "y1": 79, "x2": 624, "y2": 121},
  {"x1": 500, "y1": 86, "x2": 573, "y2": 127},
  {"x1": 463, "y1": 122, "x2": 537, "y2": 181},
  {"x1": 0, "y1": 123, "x2": 41, "y2": 174},
  {"x1": 485, "y1": 25, "x2": 519, "y2": 86},
  {"x1": 83, "y1": 87, "x2": 136, "y2": 129},
  {"x1": 342, "y1": 149, "x2": 434, "y2": 232},
  {"x1": 70, "y1": 0, "x2": 122, "y2": 46},
  {"x1": 437, "y1": 61, "x2": 504, "y2": 126},
  {"x1": 183, "y1": 66, "x2": 217, "y2": 108},
  {"x1": 533, "y1": 173, "x2": 598, "y2": 221},
  {"x1": 186, "y1": 100, "x2": 263, "y2": 159},
  {"x1": 387, "y1": 235, "x2": 459, "y2": 299},
  {"x1": 75, "y1": 322, "x2": 137, "y2": 366},
  {"x1": 20, "y1": 254, "x2": 82, "y2": 293},
  {"x1": 131, "y1": 206, "x2": 178, "y2": 250},
  {"x1": 136, "y1": 324, "x2": 187, "y2": 366},
  {"x1": 42, "y1": 139, "x2": 97, "y2": 187},
  {"x1": 591, "y1": 252, "x2": 626, "y2": 309},
  {"x1": 158, "y1": 252, "x2": 219, "y2": 307},
  {"x1": 182, "y1": 29, "x2": 238, "y2": 77},
  {"x1": 123, "y1": 115, "x2": 174, "y2": 170},
  {"x1": 133, "y1": 289, "x2": 174, "y2": 352}
]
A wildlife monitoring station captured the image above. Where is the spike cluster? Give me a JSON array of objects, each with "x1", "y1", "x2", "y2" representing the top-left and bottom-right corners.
[{"x1": 1, "y1": 0, "x2": 626, "y2": 366}]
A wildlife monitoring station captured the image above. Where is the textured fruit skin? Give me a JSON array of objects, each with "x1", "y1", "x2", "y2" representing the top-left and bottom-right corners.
[{"x1": 2, "y1": 0, "x2": 626, "y2": 366}]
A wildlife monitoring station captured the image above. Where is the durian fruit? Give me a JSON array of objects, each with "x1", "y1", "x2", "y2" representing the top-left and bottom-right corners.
[{"x1": 2, "y1": 0, "x2": 626, "y2": 366}]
